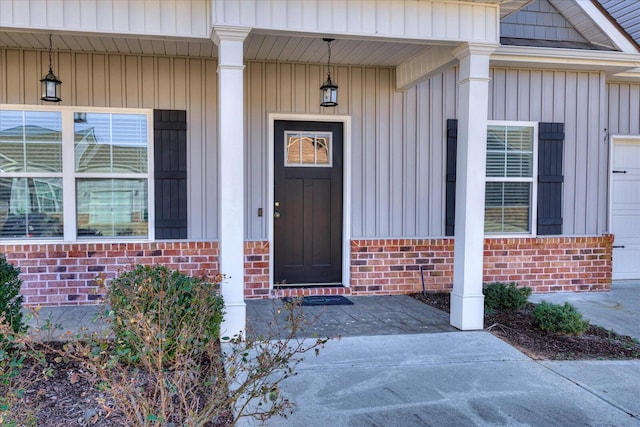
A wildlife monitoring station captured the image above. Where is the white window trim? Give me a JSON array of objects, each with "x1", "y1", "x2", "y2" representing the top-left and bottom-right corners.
[
  {"x1": 1, "y1": 104, "x2": 154, "y2": 242},
  {"x1": 485, "y1": 120, "x2": 538, "y2": 237}
]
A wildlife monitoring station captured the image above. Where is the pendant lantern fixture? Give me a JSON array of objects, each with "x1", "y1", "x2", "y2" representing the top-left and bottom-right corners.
[
  {"x1": 40, "y1": 33, "x2": 62, "y2": 103},
  {"x1": 320, "y1": 38, "x2": 338, "y2": 107}
]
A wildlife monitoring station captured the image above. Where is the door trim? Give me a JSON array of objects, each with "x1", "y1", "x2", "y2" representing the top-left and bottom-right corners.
[{"x1": 268, "y1": 113, "x2": 352, "y2": 290}]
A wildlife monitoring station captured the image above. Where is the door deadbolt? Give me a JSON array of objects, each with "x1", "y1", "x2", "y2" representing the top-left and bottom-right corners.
[{"x1": 274, "y1": 201, "x2": 280, "y2": 207}]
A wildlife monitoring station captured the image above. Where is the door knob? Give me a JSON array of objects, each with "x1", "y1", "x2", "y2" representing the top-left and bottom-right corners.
[{"x1": 274, "y1": 212, "x2": 281, "y2": 219}]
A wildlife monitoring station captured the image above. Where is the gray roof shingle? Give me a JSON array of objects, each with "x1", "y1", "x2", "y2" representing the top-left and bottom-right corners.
[{"x1": 596, "y1": 0, "x2": 640, "y2": 46}]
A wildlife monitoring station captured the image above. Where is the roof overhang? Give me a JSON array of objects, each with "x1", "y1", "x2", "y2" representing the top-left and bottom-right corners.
[{"x1": 492, "y1": 45, "x2": 640, "y2": 77}]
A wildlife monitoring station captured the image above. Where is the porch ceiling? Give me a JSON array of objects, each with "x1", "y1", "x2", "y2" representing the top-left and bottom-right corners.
[{"x1": 0, "y1": 29, "x2": 436, "y2": 67}]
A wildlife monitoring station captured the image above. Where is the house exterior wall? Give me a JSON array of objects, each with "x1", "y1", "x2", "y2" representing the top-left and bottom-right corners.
[
  {"x1": 488, "y1": 68, "x2": 609, "y2": 236},
  {"x1": 0, "y1": 46, "x2": 619, "y2": 305},
  {"x1": 606, "y1": 82, "x2": 640, "y2": 135},
  {"x1": 1, "y1": 241, "x2": 219, "y2": 305},
  {"x1": 0, "y1": 47, "x2": 220, "y2": 240},
  {"x1": 1, "y1": 49, "x2": 611, "y2": 240},
  {"x1": 245, "y1": 62, "x2": 458, "y2": 239},
  {"x1": 248, "y1": 235, "x2": 611, "y2": 299}
]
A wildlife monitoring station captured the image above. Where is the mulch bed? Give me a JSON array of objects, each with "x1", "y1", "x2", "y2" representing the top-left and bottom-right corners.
[
  {"x1": 410, "y1": 292, "x2": 640, "y2": 360},
  {"x1": 3, "y1": 341, "x2": 233, "y2": 427}
]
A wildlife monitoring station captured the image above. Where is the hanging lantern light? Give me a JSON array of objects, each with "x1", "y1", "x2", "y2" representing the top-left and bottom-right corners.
[
  {"x1": 40, "y1": 34, "x2": 62, "y2": 103},
  {"x1": 320, "y1": 38, "x2": 338, "y2": 107}
]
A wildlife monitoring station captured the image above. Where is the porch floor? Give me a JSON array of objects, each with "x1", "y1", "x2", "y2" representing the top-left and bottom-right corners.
[{"x1": 245, "y1": 295, "x2": 456, "y2": 339}]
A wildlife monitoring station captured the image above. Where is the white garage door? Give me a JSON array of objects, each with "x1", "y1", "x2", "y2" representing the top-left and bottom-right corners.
[{"x1": 611, "y1": 138, "x2": 640, "y2": 280}]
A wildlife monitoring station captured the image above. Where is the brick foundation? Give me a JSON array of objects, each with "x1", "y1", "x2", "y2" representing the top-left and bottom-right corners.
[
  {"x1": 350, "y1": 239, "x2": 454, "y2": 295},
  {"x1": 350, "y1": 236, "x2": 613, "y2": 295},
  {"x1": 4, "y1": 235, "x2": 612, "y2": 306},
  {"x1": 483, "y1": 236, "x2": 613, "y2": 292},
  {"x1": 2, "y1": 242, "x2": 219, "y2": 306}
]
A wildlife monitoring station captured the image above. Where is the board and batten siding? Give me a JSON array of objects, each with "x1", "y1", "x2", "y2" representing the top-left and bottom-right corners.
[
  {"x1": 606, "y1": 82, "x2": 640, "y2": 136},
  {"x1": 0, "y1": 0, "x2": 209, "y2": 38},
  {"x1": 488, "y1": 68, "x2": 608, "y2": 236},
  {"x1": 245, "y1": 62, "x2": 458, "y2": 240},
  {"x1": 2, "y1": 48, "x2": 612, "y2": 241},
  {"x1": 0, "y1": 48, "x2": 219, "y2": 240}
]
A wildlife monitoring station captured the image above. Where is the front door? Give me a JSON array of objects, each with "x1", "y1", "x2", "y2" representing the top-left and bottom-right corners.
[{"x1": 274, "y1": 120, "x2": 343, "y2": 285}]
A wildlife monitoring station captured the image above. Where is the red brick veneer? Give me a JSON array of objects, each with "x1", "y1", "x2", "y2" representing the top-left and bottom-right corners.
[
  {"x1": 1, "y1": 242, "x2": 219, "y2": 306},
  {"x1": 4, "y1": 235, "x2": 613, "y2": 306},
  {"x1": 483, "y1": 236, "x2": 613, "y2": 292},
  {"x1": 350, "y1": 239, "x2": 454, "y2": 295},
  {"x1": 351, "y1": 235, "x2": 613, "y2": 295},
  {"x1": 244, "y1": 241, "x2": 270, "y2": 298}
]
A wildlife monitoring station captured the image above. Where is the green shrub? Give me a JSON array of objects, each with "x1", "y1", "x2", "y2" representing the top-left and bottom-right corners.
[
  {"x1": 0, "y1": 257, "x2": 25, "y2": 340},
  {"x1": 483, "y1": 282, "x2": 532, "y2": 313},
  {"x1": 107, "y1": 265, "x2": 225, "y2": 365},
  {"x1": 532, "y1": 301, "x2": 589, "y2": 335}
]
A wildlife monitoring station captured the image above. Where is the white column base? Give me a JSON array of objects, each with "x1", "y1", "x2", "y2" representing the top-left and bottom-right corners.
[
  {"x1": 220, "y1": 300, "x2": 247, "y2": 341},
  {"x1": 450, "y1": 291, "x2": 485, "y2": 330}
]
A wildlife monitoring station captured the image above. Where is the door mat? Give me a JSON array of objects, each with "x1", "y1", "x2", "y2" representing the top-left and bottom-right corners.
[{"x1": 282, "y1": 295, "x2": 354, "y2": 306}]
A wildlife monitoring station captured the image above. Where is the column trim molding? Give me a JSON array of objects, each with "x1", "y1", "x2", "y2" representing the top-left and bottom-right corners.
[
  {"x1": 211, "y1": 25, "x2": 251, "y2": 45},
  {"x1": 452, "y1": 42, "x2": 499, "y2": 59},
  {"x1": 218, "y1": 64, "x2": 246, "y2": 72}
]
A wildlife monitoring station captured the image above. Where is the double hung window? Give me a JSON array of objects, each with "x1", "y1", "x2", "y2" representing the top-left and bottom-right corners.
[
  {"x1": 484, "y1": 122, "x2": 537, "y2": 234},
  {"x1": 0, "y1": 107, "x2": 152, "y2": 240}
]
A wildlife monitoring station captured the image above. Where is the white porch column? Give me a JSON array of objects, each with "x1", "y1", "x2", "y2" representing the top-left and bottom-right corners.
[
  {"x1": 450, "y1": 43, "x2": 497, "y2": 330},
  {"x1": 213, "y1": 26, "x2": 250, "y2": 339}
]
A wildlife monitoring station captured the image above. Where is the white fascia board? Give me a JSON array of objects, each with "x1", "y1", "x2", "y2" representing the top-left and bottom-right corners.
[
  {"x1": 575, "y1": 0, "x2": 638, "y2": 53},
  {"x1": 492, "y1": 45, "x2": 640, "y2": 74}
]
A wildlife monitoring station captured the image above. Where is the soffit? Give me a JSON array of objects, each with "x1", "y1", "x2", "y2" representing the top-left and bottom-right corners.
[{"x1": 0, "y1": 30, "x2": 440, "y2": 67}]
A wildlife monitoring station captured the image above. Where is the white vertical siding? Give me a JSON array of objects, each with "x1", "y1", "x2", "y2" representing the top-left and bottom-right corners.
[
  {"x1": 3, "y1": 47, "x2": 613, "y2": 240},
  {"x1": 0, "y1": 48, "x2": 219, "y2": 240},
  {"x1": 607, "y1": 82, "x2": 640, "y2": 136},
  {"x1": 213, "y1": 0, "x2": 499, "y2": 43},
  {"x1": 244, "y1": 61, "x2": 458, "y2": 239},
  {"x1": 0, "y1": 0, "x2": 209, "y2": 38},
  {"x1": 489, "y1": 68, "x2": 608, "y2": 235}
]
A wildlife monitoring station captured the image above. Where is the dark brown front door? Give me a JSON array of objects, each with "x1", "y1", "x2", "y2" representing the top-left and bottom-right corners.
[{"x1": 274, "y1": 120, "x2": 343, "y2": 285}]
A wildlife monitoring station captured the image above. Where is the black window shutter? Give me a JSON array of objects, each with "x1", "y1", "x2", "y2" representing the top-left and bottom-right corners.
[
  {"x1": 154, "y1": 109, "x2": 187, "y2": 239},
  {"x1": 445, "y1": 119, "x2": 457, "y2": 236},
  {"x1": 537, "y1": 122, "x2": 564, "y2": 235}
]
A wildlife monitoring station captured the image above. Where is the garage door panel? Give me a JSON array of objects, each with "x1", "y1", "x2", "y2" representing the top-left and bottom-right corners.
[
  {"x1": 612, "y1": 181, "x2": 640, "y2": 206},
  {"x1": 612, "y1": 139, "x2": 640, "y2": 280},
  {"x1": 612, "y1": 214, "x2": 640, "y2": 236},
  {"x1": 613, "y1": 142, "x2": 640, "y2": 167}
]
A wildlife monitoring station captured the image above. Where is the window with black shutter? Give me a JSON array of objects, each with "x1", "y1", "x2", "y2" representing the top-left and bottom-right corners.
[
  {"x1": 444, "y1": 120, "x2": 564, "y2": 236},
  {"x1": 154, "y1": 109, "x2": 187, "y2": 239}
]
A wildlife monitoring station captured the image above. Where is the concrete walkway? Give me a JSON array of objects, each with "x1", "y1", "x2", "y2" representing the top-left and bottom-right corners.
[
  {"x1": 240, "y1": 283, "x2": 640, "y2": 426},
  {"x1": 238, "y1": 333, "x2": 639, "y2": 426},
  {"x1": 24, "y1": 282, "x2": 640, "y2": 426}
]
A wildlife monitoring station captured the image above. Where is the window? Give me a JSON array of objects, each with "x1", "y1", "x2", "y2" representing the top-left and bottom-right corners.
[
  {"x1": 445, "y1": 119, "x2": 563, "y2": 237},
  {"x1": 0, "y1": 107, "x2": 152, "y2": 240},
  {"x1": 484, "y1": 122, "x2": 537, "y2": 234},
  {"x1": 285, "y1": 131, "x2": 332, "y2": 167}
]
